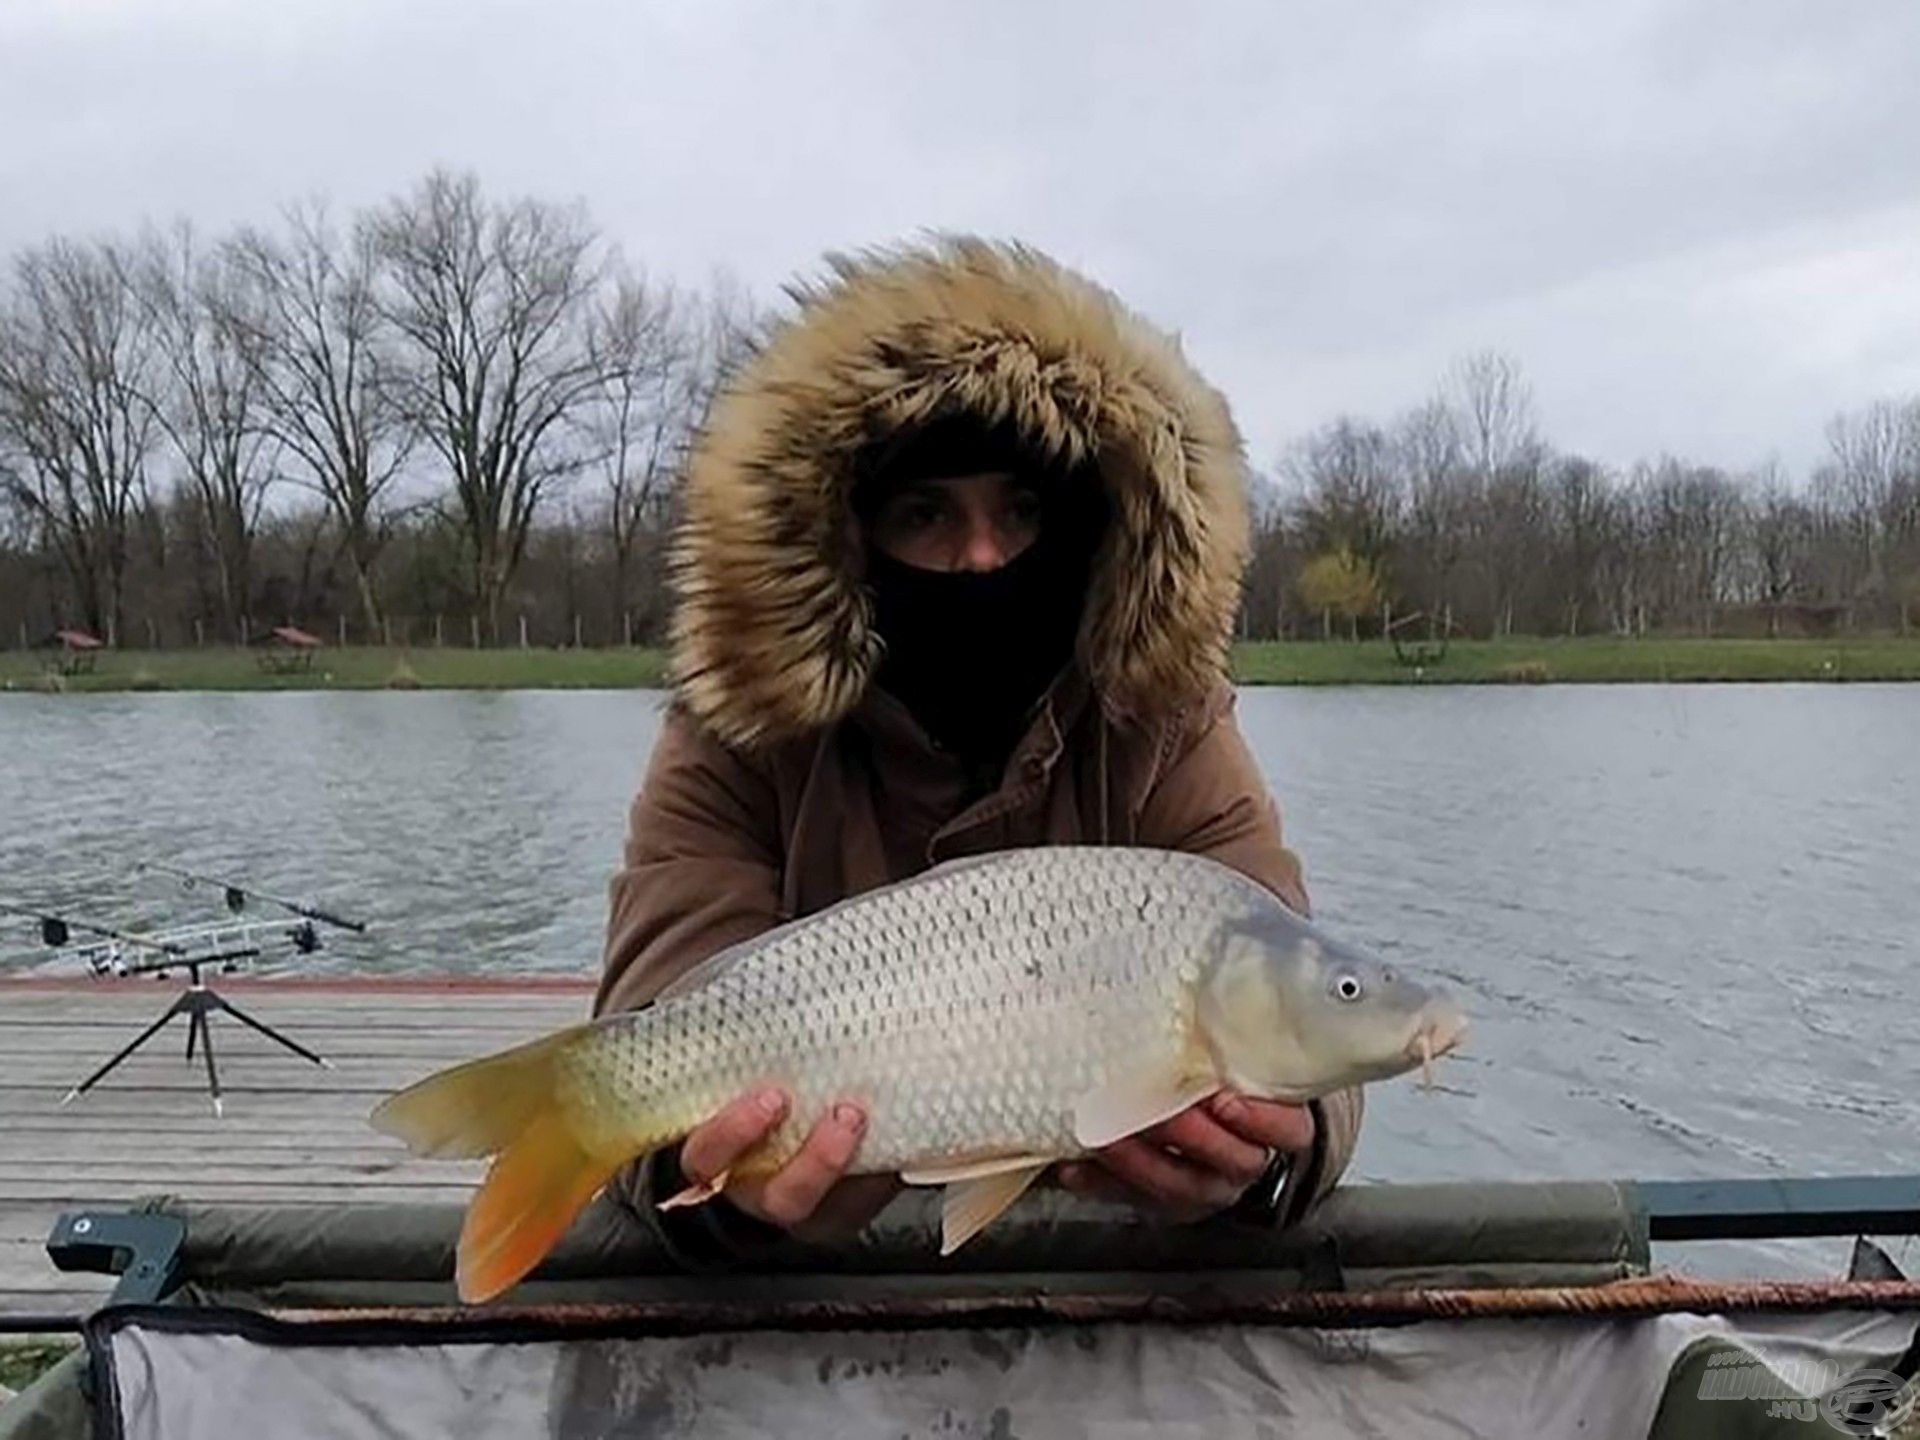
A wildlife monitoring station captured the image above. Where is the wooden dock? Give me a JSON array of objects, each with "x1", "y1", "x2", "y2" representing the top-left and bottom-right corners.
[{"x1": 0, "y1": 976, "x2": 595, "y2": 1320}]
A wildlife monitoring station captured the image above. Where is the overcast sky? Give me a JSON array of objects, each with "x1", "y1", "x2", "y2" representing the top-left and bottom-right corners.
[{"x1": 4, "y1": 0, "x2": 1918, "y2": 478}]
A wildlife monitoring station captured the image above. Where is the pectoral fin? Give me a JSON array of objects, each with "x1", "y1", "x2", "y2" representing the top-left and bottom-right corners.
[
  {"x1": 657, "y1": 1168, "x2": 730, "y2": 1210},
  {"x1": 940, "y1": 1161, "x2": 1050, "y2": 1255},
  {"x1": 1071, "y1": 1067, "x2": 1220, "y2": 1150},
  {"x1": 901, "y1": 1153, "x2": 1053, "y2": 1186}
]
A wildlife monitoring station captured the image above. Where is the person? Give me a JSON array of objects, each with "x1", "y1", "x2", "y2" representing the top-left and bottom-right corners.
[{"x1": 596, "y1": 237, "x2": 1362, "y2": 1266}]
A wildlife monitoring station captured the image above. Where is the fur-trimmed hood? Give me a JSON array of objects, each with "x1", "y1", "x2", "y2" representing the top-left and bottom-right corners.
[{"x1": 670, "y1": 237, "x2": 1251, "y2": 749}]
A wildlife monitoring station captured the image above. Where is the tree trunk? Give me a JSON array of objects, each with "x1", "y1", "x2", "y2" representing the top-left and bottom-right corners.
[{"x1": 351, "y1": 560, "x2": 382, "y2": 640}]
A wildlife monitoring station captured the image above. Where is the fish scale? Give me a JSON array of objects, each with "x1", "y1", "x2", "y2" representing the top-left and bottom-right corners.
[{"x1": 562, "y1": 847, "x2": 1250, "y2": 1172}]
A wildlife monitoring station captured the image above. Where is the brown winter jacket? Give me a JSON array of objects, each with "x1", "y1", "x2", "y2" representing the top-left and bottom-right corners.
[{"x1": 596, "y1": 238, "x2": 1362, "y2": 1260}]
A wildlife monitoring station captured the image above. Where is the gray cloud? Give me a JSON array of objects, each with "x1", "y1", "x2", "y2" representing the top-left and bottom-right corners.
[{"x1": 3, "y1": 0, "x2": 1916, "y2": 474}]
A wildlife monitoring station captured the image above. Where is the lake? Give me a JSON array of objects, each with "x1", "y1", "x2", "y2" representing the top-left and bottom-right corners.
[{"x1": 2, "y1": 683, "x2": 1916, "y2": 1276}]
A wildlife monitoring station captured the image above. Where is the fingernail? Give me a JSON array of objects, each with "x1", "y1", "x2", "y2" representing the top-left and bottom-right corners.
[
  {"x1": 1059, "y1": 1165, "x2": 1083, "y2": 1192},
  {"x1": 833, "y1": 1102, "x2": 866, "y2": 1133},
  {"x1": 1210, "y1": 1094, "x2": 1243, "y2": 1121},
  {"x1": 754, "y1": 1088, "x2": 787, "y2": 1119}
]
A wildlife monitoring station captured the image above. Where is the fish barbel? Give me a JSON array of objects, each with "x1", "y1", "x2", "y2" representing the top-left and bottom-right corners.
[{"x1": 372, "y1": 846, "x2": 1467, "y2": 1302}]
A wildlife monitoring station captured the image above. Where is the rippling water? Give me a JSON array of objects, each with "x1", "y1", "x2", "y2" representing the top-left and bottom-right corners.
[{"x1": 2, "y1": 684, "x2": 1915, "y2": 1276}]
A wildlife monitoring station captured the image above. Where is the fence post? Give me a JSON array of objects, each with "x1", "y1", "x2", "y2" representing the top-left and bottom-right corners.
[
  {"x1": 622, "y1": 611, "x2": 632, "y2": 648},
  {"x1": 434, "y1": 614, "x2": 443, "y2": 648},
  {"x1": 338, "y1": 614, "x2": 347, "y2": 647},
  {"x1": 573, "y1": 614, "x2": 582, "y2": 650},
  {"x1": 519, "y1": 614, "x2": 529, "y2": 649},
  {"x1": 470, "y1": 615, "x2": 480, "y2": 649}
]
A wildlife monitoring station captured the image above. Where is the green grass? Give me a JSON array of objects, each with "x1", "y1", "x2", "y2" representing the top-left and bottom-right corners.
[
  {"x1": 3, "y1": 638, "x2": 1919, "y2": 694},
  {"x1": 0, "y1": 1337, "x2": 75, "y2": 1396},
  {"x1": 1230, "y1": 636, "x2": 1920, "y2": 685},
  {"x1": 0, "y1": 645, "x2": 668, "y2": 693}
]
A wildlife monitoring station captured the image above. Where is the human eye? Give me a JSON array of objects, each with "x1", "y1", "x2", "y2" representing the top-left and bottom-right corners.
[
  {"x1": 878, "y1": 487, "x2": 946, "y2": 533},
  {"x1": 899, "y1": 496, "x2": 946, "y2": 530}
]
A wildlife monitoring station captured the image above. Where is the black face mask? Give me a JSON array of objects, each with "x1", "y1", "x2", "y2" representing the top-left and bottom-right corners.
[{"x1": 866, "y1": 534, "x2": 1089, "y2": 774}]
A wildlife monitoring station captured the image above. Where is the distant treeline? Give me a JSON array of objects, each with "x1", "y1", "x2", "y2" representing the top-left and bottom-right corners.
[
  {"x1": 2, "y1": 172, "x2": 1917, "y2": 650},
  {"x1": 0, "y1": 169, "x2": 756, "y2": 651},
  {"x1": 1245, "y1": 354, "x2": 1920, "y2": 641}
]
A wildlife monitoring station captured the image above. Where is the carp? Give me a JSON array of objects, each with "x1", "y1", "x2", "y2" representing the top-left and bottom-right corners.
[{"x1": 373, "y1": 846, "x2": 1466, "y2": 1302}]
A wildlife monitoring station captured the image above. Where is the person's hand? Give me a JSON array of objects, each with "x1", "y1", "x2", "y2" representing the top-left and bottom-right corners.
[
  {"x1": 673, "y1": 1087, "x2": 899, "y2": 1243},
  {"x1": 1056, "y1": 1093, "x2": 1314, "y2": 1223}
]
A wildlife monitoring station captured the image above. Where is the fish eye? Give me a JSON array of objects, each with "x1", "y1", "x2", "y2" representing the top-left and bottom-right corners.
[{"x1": 1332, "y1": 974, "x2": 1364, "y2": 1002}]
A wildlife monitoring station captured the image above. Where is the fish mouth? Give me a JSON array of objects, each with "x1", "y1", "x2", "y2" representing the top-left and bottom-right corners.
[{"x1": 1406, "y1": 1002, "x2": 1469, "y2": 1089}]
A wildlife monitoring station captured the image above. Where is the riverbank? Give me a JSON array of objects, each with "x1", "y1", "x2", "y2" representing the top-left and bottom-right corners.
[
  {"x1": 0, "y1": 1339, "x2": 73, "y2": 1400},
  {"x1": 3, "y1": 637, "x2": 1919, "y2": 692}
]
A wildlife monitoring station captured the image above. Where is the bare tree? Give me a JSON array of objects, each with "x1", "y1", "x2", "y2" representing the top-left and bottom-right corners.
[
  {"x1": 1448, "y1": 350, "x2": 1538, "y2": 483},
  {"x1": 368, "y1": 170, "x2": 608, "y2": 641},
  {"x1": 583, "y1": 270, "x2": 693, "y2": 642},
  {"x1": 1635, "y1": 458, "x2": 1746, "y2": 632},
  {"x1": 1546, "y1": 455, "x2": 1617, "y2": 635},
  {"x1": 134, "y1": 225, "x2": 276, "y2": 641},
  {"x1": 1446, "y1": 353, "x2": 1546, "y2": 636},
  {"x1": 685, "y1": 267, "x2": 768, "y2": 404},
  {"x1": 1745, "y1": 462, "x2": 1813, "y2": 634},
  {"x1": 1393, "y1": 397, "x2": 1470, "y2": 620},
  {"x1": 1821, "y1": 398, "x2": 1920, "y2": 623},
  {"x1": 1474, "y1": 456, "x2": 1549, "y2": 637},
  {"x1": 0, "y1": 237, "x2": 162, "y2": 641},
  {"x1": 226, "y1": 205, "x2": 413, "y2": 636},
  {"x1": 1283, "y1": 416, "x2": 1401, "y2": 565},
  {"x1": 1819, "y1": 401, "x2": 1899, "y2": 603},
  {"x1": 1238, "y1": 476, "x2": 1298, "y2": 639}
]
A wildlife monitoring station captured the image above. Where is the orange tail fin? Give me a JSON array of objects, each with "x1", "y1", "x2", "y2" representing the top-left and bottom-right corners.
[
  {"x1": 455, "y1": 1114, "x2": 628, "y2": 1303},
  {"x1": 371, "y1": 1027, "x2": 637, "y2": 1304}
]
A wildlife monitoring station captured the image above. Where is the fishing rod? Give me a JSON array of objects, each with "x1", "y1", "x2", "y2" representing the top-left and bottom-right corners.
[
  {"x1": 0, "y1": 899, "x2": 185, "y2": 956},
  {"x1": 132, "y1": 860, "x2": 368, "y2": 933}
]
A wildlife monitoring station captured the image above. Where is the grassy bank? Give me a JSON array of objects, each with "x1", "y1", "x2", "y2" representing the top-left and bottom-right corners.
[
  {"x1": 0, "y1": 1337, "x2": 75, "y2": 1397},
  {"x1": 1231, "y1": 636, "x2": 1920, "y2": 684},
  {"x1": 3, "y1": 638, "x2": 1919, "y2": 693},
  {"x1": 0, "y1": 645, "x2": 668, "y2": 692}
]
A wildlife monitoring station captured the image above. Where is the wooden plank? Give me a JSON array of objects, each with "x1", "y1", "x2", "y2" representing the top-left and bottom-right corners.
[
  {"x1": 0, "y1": 1109, "x2": 399, "y2": 1131},
  {"x1": 0, "y1": 1181, "x2": 471, "y2": 1202},
  {"x1": 0, "y1": 1202, "x2": 109, "y2": 1317},
  {"x1": 0, "y1": 978, "x2": 596, "y2": 997},
  {"x1": 0, "y1": 1057, "x2": 486, "y2": 1087},
  {"x1": 0, "y1": 1029, "x2": 560, "y2": 1052},
  {"x1": 0, "y1": 980, "x2": 582, "y2": 1318},
  {"x1": 0, "y1": 1087, "x2": 402, "y2": 1117},
  {"x1": 0, "y1": 1006, "x2": 584, "y2": 1029},
  {"x1": 0, "y1": 1129, "x2": 404, "y2": 1152},
  {"x1": 0, "y1": 1144, "x2": 466, "y2": 1169},
  {"x1": 0, "y1": 1006, "x2": 583, "y2": 1030},
  {"x1": 0, "y1": 1268, "x2": 111, "y2": 1297},
  {"x1": 0, "y1": 1160, "x2": 477, "y2": 1184},
  {"x1": 0, "y1": 1289, "x2": 107, "y2": 1316}
]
